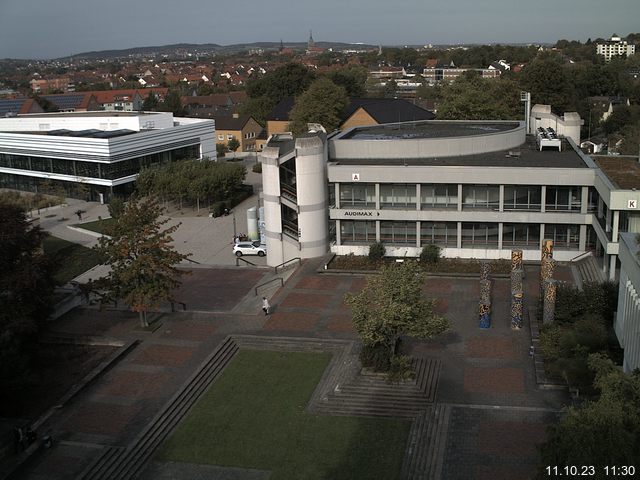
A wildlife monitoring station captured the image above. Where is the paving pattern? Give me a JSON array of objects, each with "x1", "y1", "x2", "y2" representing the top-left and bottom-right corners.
[{"x1": 2, "y1": 259, "x2": 574, "y2": 480}]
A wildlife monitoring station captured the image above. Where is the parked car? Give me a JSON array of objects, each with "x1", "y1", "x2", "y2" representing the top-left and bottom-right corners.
[{"x1": 233, "y1": 242, "x2": 266, "y2": 257}]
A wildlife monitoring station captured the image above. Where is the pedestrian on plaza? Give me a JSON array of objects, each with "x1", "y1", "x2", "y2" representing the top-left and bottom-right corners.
[
  {"x1": 75, "y1": 209, "x2": 83, "y2": 220},
  {"x1": 262, "y1": 297, "x2": 270, "y2": 315}
]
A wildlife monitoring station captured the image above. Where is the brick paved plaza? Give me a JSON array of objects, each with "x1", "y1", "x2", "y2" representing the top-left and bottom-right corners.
[{"x1": 3, "y1": 259, "x2": 570, "y2": 480}]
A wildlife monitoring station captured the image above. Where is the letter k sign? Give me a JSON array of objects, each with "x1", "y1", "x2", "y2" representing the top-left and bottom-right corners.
[{"x1": 629, "y1": 200, "x2": 637, "y2": 209}]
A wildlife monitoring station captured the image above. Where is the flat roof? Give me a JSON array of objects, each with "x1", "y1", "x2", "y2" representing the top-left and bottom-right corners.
[
  {"x1": 16, "y1": 111, "x2": 156, "y2": 118},
  {"x1": 340, "y1": 120, "x2": 521, "y2": 140},
  {"x1": 330, "y1": 136, "x2": 588, "y2": 169},
  {"x1": 594, "y1": 156, "x2": 640, "y2": 189}
]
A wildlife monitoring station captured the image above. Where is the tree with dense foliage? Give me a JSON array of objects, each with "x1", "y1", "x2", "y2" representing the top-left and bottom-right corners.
[
  {"x1": 92, "y1": 197, "x2": 189, "y2": 327},
  {"x1": 0, "y1": 203, "x2": 55, "y2": 397},
  {"x1": 245, "y1": 62, "x2": 316, "y2": 102},
  {"x1": 345, "y1": 261, "x2": 449, "y2": 369},
  {"x1": 160, "y1": 90, "x2": 186, "y2": 116},
  {"x1": 141, "y1": 92, "x2": 159, "y2": 111},
  {"x1": 239, "y1": 96, "x2": 275, "y2": 126},
  {"x1": 227, "y1": 138, "x2": 240, "y2": 153},
  {"x1": 325, "y1": 65, "x2": 368, "y2": 97},
  {"x1": 537, "y1": 354, "x2": 640, "y2": 477},
  {"x1": 519, "y1": 58, "x2": 577, "y2": 113},
  {"x1": 136, "y1": 159, "x2": 247, "y2": 212},
  {"x1": 437, "y1": 73, "x2": 522, "y2": 120},
  {"x1": 288, "y1": 78, "x2": 348, "y2": 134}
]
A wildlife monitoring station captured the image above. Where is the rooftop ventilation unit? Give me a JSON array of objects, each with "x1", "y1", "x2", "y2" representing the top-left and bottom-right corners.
[{"x1": 536, "y1": 127, "x2": 561, "y2": 151}]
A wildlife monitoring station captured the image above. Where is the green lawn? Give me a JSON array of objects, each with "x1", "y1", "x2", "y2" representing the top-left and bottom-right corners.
[
  {"x1": 43, "y1": 235, "x2": 101, "y2": 285},
  {"x1": 157, "y1": 350, "x2": 410, "y2": 480},
  {"x1": 73, "y1": 217, "x2": 116, "y2": 234}
]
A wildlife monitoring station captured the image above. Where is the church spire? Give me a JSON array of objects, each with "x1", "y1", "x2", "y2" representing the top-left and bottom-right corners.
[{"x1": 308, "y1": 30, "x2": 315, "y2": 48}]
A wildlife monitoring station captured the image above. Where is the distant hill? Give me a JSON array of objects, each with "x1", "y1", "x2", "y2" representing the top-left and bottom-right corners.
[{"x1": 66, "y1": 41, "x2": 379, "y2": 60}]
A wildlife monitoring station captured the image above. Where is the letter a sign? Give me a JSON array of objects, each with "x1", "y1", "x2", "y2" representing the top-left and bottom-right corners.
[{"x1": 352, "y1": 173, "x2": 360, "y2": 181}]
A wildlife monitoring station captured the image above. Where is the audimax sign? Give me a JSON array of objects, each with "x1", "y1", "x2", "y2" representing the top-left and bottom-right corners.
[{"x1": 344, "y1": 211, "x2": 380, "y2": 217}]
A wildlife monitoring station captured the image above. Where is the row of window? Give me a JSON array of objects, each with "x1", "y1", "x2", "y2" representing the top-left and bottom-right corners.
[
  {"x1": 0, "y1": 145, "x2": 199, "y2": 180},
  {"x1": 339, "y1": 220, "x2": 593, "y2": 250},
  {"x1": 334, "y1": 183, "x2": 596, "y2": 212}
]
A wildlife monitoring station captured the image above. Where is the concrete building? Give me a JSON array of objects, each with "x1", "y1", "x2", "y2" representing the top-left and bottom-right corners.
[
  {"x1": 596, "y1": 34, "x2": 636, "y2": 62},
  {"x1": 0, "y1": 111, "x2": 215, "y2": 202},
  {"x1": 615, "y1": 232, "x2": 640, "y2": 373},
  {"x1": 259, "y1": 106, "x2": 640, "y2": 283}
]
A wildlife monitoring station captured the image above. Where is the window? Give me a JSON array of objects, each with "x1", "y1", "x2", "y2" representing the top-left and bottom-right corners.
[
  {"x1": 227, "y1": 134, "x2": 234, "y2": 141},
  {"x1": 420, "y1": 222, "x2": 457, "y2": 246},
  {"x1": 380, "y1": 184, "x2": 417, "y2": 209},
  {"x1": 545, "y1": 224, "x2": 580, "y2": 250},
  {"x1": 421, "y1": 184, "x2": 457, "y2": 209},
  {"x1": 461, "y1": 223, "x2": 499, "y2": 247},
  {"x1": 502, "y1": 223, "x2": 540, "y2": 247},
  {"x1": 218, "y1": 134, "x2": 224, "y2": 140},
  {"x1": 380, "y1": 221, "x2": 416, "y2": 244},
  {"x1": 340, "y1": 220, "x2": 376, "y2": 245},
  {"x1": 339, "y1": 183, "x2": 376, "y2": 208},
  {"x1": 545, "y1": 186, "x2": 581, "y2": 211},
  {"x1": 462, "y1": 185, "x2": 499, "y2": 210},
  {"x1": 503, "y1": 186, "x2": 542, "y2": 211}
]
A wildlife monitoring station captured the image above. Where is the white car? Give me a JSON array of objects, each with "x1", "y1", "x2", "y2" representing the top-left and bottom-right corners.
[{"x1": 233, "y1": 241, "x2": 267, "y2": 257}]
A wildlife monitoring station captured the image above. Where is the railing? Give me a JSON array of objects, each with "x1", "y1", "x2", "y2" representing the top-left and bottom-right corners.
[
  {"x1": 235, "y1": 257, "x2": 258, "y2": 267},
  {"x1": 254, "y1": 277, "x2": 284, "y2": 296},
  {"x1": 274, "y1": 257, "x2": 301, "y2": 274},
  {"x1": 569, "y1": 250, "x2": 593, "y2": 263}
]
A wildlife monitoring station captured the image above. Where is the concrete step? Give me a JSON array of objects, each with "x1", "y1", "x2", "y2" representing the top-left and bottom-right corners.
[
  {"x1": 76, "y1": 446, "x2": 125, "y2": 480},
  {"x1": 313, "y1": 404, "x2": 420, "y2": 419},
  {"x1": 575, "y1": 255, "x2": 605, "y2": 286},
  {"x1": 401, "y1": 404, "x2": 452, "y2": 480},
  {"x1": 83, "y1": 336, "x2": 239, "y2": 480}
]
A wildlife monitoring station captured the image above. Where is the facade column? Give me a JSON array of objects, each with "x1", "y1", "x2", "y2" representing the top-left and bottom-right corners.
[
  {"x1": 540, "y1": 185, "x2": 546, "y2": 213},
  {"x1": 416, "y1": 221, "x2": 420, "y2": 247},
  {"x1": 498, "y1": 223, "x2": 503, "y2": 251},
  {"x1": 579, "y1": 224, "x2": 587, "y2": 251},
  {"x1": 499, "y1": 185, "x2": 504, "y2": 212},
  {"x1": 416, "y1": 184, "x2": 421, "y2": 211},
  {"x1": 375, "y1": 183, "x2": 380, "y2": 210},
  {"x1": 457, "y1": 184, "x2": 463, "y2": 212},
  {"x1": 612, "y1": 210, "x2": 620, "y2": 242},
  {"x1": 335, "y1": 220, "x2": 341, "y2": 246},
  {"x1": 606, "y1": 207, "x2": 612, "y2": 233},
  {"x1": 539, "y1": 224, "x2": 545, "y2": 250},
  {"x1": 609, "y1": 254, "x2": 617, "y2": 281},
  {"x1": 376, "y1": 220, "x2": 380, "y2": 243},
  {"x1": 457, "y1": 221, "x2": 462, "y2": 249},
  {"x1": 334, "y1": 183, "x2": 340, "y2": 208},
  {"x1": 581, "y1": 186, "x2": 589, "y2": 214}
]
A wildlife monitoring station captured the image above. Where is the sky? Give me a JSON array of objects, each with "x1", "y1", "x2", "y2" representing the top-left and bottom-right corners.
[{"x1": 0, "y1": 0, "x2": 638, "y2": 59}]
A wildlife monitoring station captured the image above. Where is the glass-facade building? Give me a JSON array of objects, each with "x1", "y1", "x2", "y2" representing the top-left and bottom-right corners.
[{"x1": 0, "y1": 111, "x2": 215, "y2": 201}]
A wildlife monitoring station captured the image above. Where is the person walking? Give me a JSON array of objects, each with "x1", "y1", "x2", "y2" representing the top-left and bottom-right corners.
[{"x1": 262, "y1": 297, "x2": 270, "y2": 315}]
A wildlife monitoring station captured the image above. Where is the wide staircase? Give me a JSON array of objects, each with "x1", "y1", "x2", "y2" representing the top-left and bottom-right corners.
[
  {"x1": 571, "y1": 252, "x2": 606, "y2": 287},
  {"x1": 312, "y1": 357, "x2": 441, "y2": 418},
  {"x1": 401, "y1": 404, "x2": 452, "y2": 480},
  {"x1": 76, "y1": 337, "x2": 239, "y2": 480}
]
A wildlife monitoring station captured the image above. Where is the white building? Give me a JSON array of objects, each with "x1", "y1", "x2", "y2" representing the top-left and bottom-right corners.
[
  {"x1": 615, "y1": 232, "x2": 640, "y2": 373},
  {"x1": 260, "y1": 107, "x2": 640, "y2": 283},
  {"x1": 0, "y1": 111, "x2": 215, "y2": 202},
  {"x1": 596, "y1": 34, "x2": 636, "y2": 62}
]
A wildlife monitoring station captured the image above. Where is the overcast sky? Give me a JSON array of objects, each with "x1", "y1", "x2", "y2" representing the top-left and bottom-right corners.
[{"x1": 0, "y1": 0, "x2": 638, "y2": 59}]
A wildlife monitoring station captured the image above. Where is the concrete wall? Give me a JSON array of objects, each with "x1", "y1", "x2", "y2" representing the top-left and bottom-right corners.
[
  {"x1": 330, "y1": 121, "x2": 525, "y2": 160},
  {"x1": 616, "y1": 232, "x2": 640, "y2": 373},
  {"x1": 530, "y1": 105, "x2": 582, "y2": 145},
  {"x1": 295, "y1": 135, "x2": 329, "y2": 259},
  {"x1": 260, "y1": 145, "x2": 284, "y2": 267}
]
